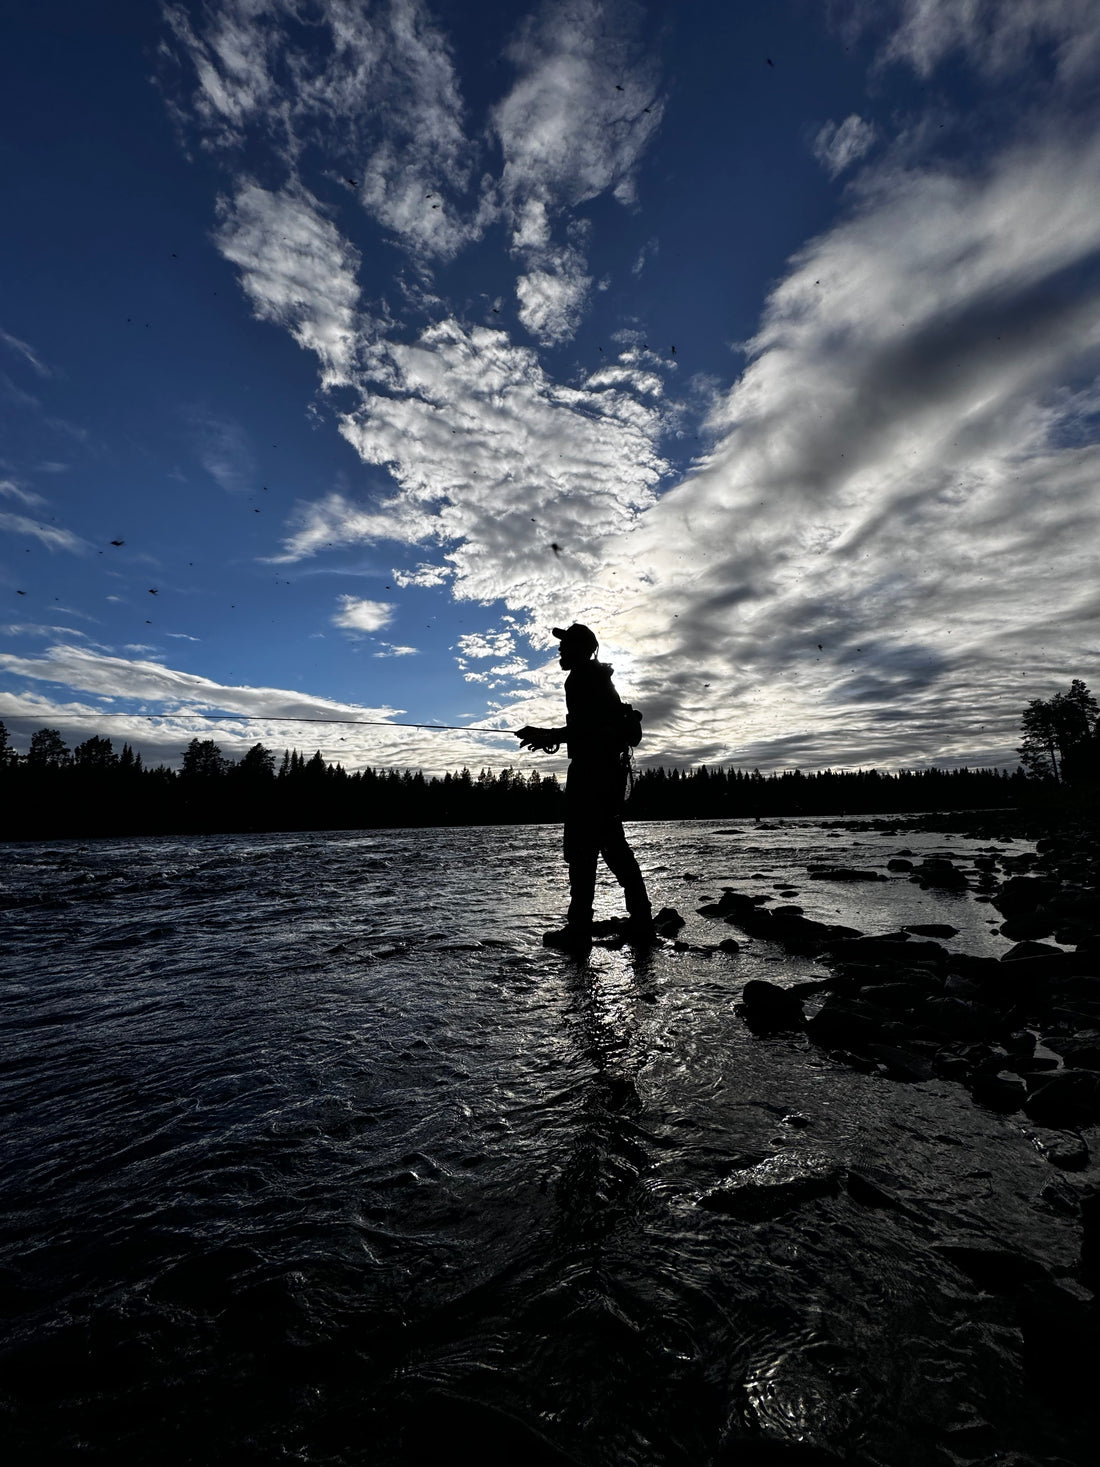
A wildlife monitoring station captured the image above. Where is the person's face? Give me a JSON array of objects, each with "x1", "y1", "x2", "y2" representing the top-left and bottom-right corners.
[{"x1": 559, "y1": 642, "x2": 584, "y2": 670}]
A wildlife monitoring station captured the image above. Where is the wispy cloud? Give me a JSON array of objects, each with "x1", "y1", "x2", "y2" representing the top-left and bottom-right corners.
[
  {"x1": 0, "y1": 510, "x2": 89, "y2": 553},
  {"x1": 0, "y1": 479, "x2": 47, "y2": 509},
  {"x1": 189, "y1": 409, "x2": 256, "y2": 494},
  {"x1": 812, "y1": 114, "x2": 876, "y2": 178},
  {"x1": 0, "y1": 646, "x2": 513, "y2": 771},
  {"x1": 391, "y1": 561, "x2": 452, "y2": 588},
  {"x1": 0, "y1": 326, "x2": 51, "y2": 377},
  {"x1": 870, "y1": 0, "x2": 1100, "y2": 85},
  {"x1": 373, "y1": 642, "x2": 418, "y2": 658}
]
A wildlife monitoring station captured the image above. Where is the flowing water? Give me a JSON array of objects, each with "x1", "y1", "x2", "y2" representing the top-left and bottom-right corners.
[{"x1": 0, "y1": 819, "x2": 1093, "y2": 1465}]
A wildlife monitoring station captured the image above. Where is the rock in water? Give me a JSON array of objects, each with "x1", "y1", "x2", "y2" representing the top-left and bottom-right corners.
[
  {"x1": 807, "y1": 866, "x2": 888, "y2": 882},
  {"x1": 653, "y1": 905, "x2": 685, "y2": 935},
  {"x1": 740, "y1": 979, "x2": 805, "y2": 1031},
  {"x1": 699, "y1": 1149, "x2": 842, "y2": 1219},
  {"x1": 1024, "y1": 1070, "x2": 1100, "y2": 1128}
]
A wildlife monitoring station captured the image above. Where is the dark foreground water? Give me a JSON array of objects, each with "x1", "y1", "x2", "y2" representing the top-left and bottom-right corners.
[{"x1": 1, "y1": 819, "x2": 1095, "y2": 1465}]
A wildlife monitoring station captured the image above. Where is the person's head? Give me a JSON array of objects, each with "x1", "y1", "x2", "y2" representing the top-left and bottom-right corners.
[{"x1": 552, "y1": 622, "x2": 598, "y2": 670}]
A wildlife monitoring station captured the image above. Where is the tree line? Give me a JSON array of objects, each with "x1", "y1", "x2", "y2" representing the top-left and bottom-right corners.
[{"x1": 0, "y1": 720, "x2": 1044, "y2": 841}]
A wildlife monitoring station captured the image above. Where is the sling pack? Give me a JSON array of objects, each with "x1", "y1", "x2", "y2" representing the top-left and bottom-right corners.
[{"x1": 620, "y1": 703, "x2": 643, "y2": 749}]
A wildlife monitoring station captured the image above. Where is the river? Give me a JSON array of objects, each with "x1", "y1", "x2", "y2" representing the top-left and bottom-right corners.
[{"x1": 0, "y1": 818, "x2": 1092, "y2": 1464}]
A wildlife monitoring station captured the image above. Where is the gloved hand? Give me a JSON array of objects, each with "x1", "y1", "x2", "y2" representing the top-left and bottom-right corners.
[{"x1": 515, "y1": 725, "x2": 556, "y2": 752}]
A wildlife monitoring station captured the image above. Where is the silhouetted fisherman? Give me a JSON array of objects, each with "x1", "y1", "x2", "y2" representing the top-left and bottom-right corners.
[{"x1": 516, "y1": 623, "x2": 653, "y2": 952}]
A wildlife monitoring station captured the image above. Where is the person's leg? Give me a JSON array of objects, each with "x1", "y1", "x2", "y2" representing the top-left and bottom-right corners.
[
  {"x1": 600, "y1": 821, "x2": 651, "y2": 920},
  {"x1": 566, "y1": 840, "x2": 598, "y2": 927},
  {"x1": 544, "y1": 807, "x2": 598, "y2": 949}
]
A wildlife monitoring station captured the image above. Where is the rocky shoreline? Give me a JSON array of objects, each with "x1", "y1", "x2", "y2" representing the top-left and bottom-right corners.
[{"x1": 706, "y1": 812, "x2": 1098, "y2": 1133}]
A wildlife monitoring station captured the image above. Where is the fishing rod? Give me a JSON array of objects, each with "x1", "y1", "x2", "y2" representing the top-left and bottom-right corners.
[{"x1": 26, "y1": 711, "x2": 517, "y2": 733}]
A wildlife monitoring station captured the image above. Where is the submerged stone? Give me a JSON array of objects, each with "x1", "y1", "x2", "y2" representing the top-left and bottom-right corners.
[
  {"x1": 807, "y1": 866, "x2": 888, "y2": 882},
  {"x1": 699, "y1": 1149, "x2": 842, "y2": 1219}
]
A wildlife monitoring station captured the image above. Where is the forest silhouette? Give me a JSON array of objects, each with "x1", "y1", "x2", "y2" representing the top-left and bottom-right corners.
[{"x1": 0, "y1": 721, "x2": 1031, "y2": 840}]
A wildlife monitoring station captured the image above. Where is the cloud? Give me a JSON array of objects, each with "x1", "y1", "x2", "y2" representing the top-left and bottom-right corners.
[
  {"x1": 456, "y1": 630, "x2": 516, "y2": 660},
  {"x1": 0, "y1": 511, "x2": 89, "y2": 553},
  {"x1": 492, "y1": 0, "x2": 664, "y2": 224},
  {"x1": 0, "y1": 479, "x2": 47, "y2": 508},
  {"x1": 812, "y1": 115, "x2": 876, "y2": 178},
  {"x1": 391, "y1": 561, "x2": 452, "y2": 588},
  {"x1": 276, "y1": 492, "x2": 430, "y2": 561},
  {"x1": 373, "y1": 642, "x2": 418, "y2": 658},
  {"x1": 154, "y1": 0, "x2": 1100, "y2": 774},
  {"x1": 189, "y1": 410, "x2": 256, "y2": 494},
  {"x1": 492, "y1": 0, "x2": 664, "y2": 341},
  {"x1": 0, "y1": 646, "x2": 514, "y2": 772},
  {"x1": 331, "y1": 321, "x2": 670, "y2": 607},
  {"x1": 871, "y1": 0, "x2": 1100, "y2": 85},
  {"x1": 569, "y1": 126, "x2": 1100, "y2": 769},
  {"x1": 631, "y1": 236, "x2": 658, "y2": 277},
  {"x1": 515, "y1": 248, "x2": 591, "y2": 344},
  {"x1": 331, "y1": 595, "x2": 394, "y2": 633},
  {"x1": 215, "y1": 184, "x2": 362, "y2": 387},
  {"x1": 0, "y1": 326, "x2": 51, "y2": 377},
  {"x1": 165, "y1": 0, "x2": 479, "y2": 260}
]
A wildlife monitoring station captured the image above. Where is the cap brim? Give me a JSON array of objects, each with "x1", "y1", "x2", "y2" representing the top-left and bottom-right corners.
[{"x1": 551, "y1": 626, "x2": 568, "y2": 639}]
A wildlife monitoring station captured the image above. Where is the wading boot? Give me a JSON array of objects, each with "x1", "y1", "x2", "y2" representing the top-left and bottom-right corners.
[
  {"x1": 621, "y1": 913, "x2": 659, "y2": 946},
  {"x1": 543, "y1": 900, "x2": 593, "y2": 952},
  {"x1": 542, "y1": 923, "x2": 593, "y2": 953}
]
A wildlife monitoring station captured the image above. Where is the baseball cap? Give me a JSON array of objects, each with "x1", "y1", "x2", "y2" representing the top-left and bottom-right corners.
[{"x1": 551, "y1": 623, "x2": 599, "y2": 655}]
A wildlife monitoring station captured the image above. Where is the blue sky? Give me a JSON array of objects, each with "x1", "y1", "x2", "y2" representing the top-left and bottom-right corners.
[{"x1": 2, "y1": 0, "x2": 1099, "y2": 776}]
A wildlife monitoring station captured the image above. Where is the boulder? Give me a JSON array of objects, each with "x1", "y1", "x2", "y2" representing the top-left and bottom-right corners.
[
  {"x1": 1042, "y1": 1033, "x2": 1100, "y2": 1070},
  {"x1": 933, "y1": 1050, "x2": 973, "y2": 1080},
  {"x1": 768, "y1": 910, "x2": 855, "y2": 951},
  {"x1": 969, "y1": 1069, "x2": 1028, "y2": 1111},
  {"x1": 919, "y1": 996, "x2": 998, "y2": 1040},
  {"x1": 1024, "y1": 1070, "x2": 1100, "y2": 1128},
  {"x1": 1003, "y1": 940, "x2": 1063, "y2": 961},
  {"x1": 1030, "y1": 1129, "x2": 1089, "y2": 1171},
  {"x1": 910, "y1": 859, "x2": 969, "y2": 891},
  {"x1": 887, "y1": 857, "x2": 913, "y2": 871},
  {"x1": 859, "y1": 981, "x2": 927, "y2": 1011},
  {"x1": 994, "y1": 876, "x2": 1060, "y2": 916},
  {"x1": 806, "y1": 996, "x2": 883, "y2": 1050},
  {"x1": 740, "y1": 979, "x2": 805, "y2": 1031},
  {"x1": 999, "y1": 913, "x2": 1056, "y2": 941},
  {"x1": 825, "y1": 936, "x2": 947, "y2": 969},
  {"x1": 717, "y1": 937, "x2": 741, "y2": 954}
]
